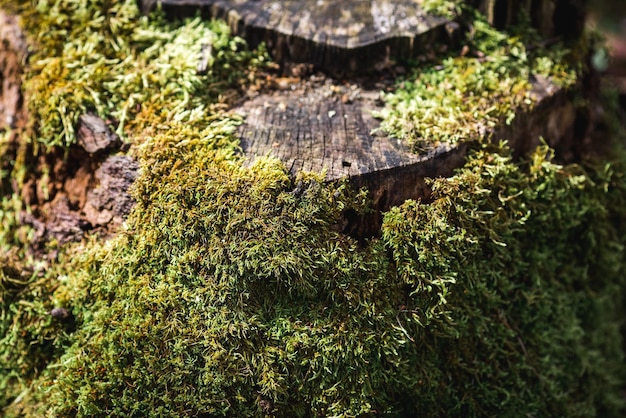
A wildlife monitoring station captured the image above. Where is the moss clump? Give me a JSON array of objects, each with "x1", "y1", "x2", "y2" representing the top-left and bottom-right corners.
[
  {"x1": 0, "y1": 259, "x2": 73, "y2": 410},
  {"x1": 421, "y1": 0, "x2": 461, "y2": 19},
  {"x1": 2, "y1": 134, "x2": 622, "y2": 416},
  {"x1": 0, "y1": 0, "x2": 268, "y2": 412},
  {"x1": 2, "y1": 0, "x2": 268, "y2": 149},
  {"x1": 376, "y1": 12, "x2": 578, "y2": 151},
  {"x1": 382, "y1": 144, "x2": 626, "y2": 416},
  {"x1": 0, "y1": 1, "x2": 624, "y2": 417}
]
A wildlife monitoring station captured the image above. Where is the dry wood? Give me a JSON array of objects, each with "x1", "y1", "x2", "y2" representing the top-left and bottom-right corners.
[
  {"x1": 141, "y1": 0, "x2": 462, "y2": 75},
  {"x1": 235, "y1": 73, "x2": 582, "y2": 225}
]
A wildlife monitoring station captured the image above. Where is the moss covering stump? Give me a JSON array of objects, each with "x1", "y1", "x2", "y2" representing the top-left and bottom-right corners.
[{"x1": 0, "y1": 0, "x2": 624, "y2": 417}]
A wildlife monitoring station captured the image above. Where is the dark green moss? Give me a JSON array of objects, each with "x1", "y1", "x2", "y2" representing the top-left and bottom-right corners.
[{"x1": 4, "y1": 132, "x2": 622, "y2": 416}]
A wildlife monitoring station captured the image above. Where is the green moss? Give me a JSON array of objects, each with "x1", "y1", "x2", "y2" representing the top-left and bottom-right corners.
[
  {"x1": 382, "y1": 143, "x2": 626, "y2": 415},
  {"x1": 0, "y1": 1, "x2": 624, "y2": 417},
  {"x1": 420, "y1": 0, "x2": 461, "y2": 19},
  {"x1": 2, "y1": 138, "x2": 619, "y2": 417},
  {"x1": 376, "y1": 12, "x2": 578, "y2": 152},
  {"x1": 0, "y1": 252, "x2": 75, "y2": 412},
  {"x1": 3, "y1": 0, "x2": 268, "y2": 149}
]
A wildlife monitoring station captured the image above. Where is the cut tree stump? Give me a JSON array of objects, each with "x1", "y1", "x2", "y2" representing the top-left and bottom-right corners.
[
  {"x1": 146, "y1": 0, "x2": 590, "y2": 230},
  {"x1": 234, "y1": 76, "x2": 470, "y2": 206},
  {"x1": 142, "y1": 0, "x2": 587, "y2": 73},
  {"x1": 234, "y1": 73, "x2": 583, "y2": 237},
  {"x1": 0, "y1": 2, "x2": 593, "y2": 244},
  {"x1": 140, "y1": 0, "x2": 463, "y2": 75}
]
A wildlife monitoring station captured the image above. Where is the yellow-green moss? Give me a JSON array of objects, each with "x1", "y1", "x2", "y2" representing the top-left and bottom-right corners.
[
  {"x1": 376, "y1": 11, "x2": 579, "y2": 151},
  {"x1": 3, "y1": 0, "x2": 268, "y2": 149},
  {"x1": 3, "y1": 138, "x2": 620, "y2": 417},
  {"x1": 0, "y1": 1, "x2": 625, "y2": 417},
  {"x1": 421, "y1": 0, "x2": 461, "y2": 19}
]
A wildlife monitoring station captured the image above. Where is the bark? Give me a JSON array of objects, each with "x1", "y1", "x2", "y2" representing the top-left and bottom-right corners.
[
  {"x1": 0, "y1": 11, "x2": 27, "y2": 132},
  {"x1": 0, "y1": 10, "x2": 137, "y2": 251}
]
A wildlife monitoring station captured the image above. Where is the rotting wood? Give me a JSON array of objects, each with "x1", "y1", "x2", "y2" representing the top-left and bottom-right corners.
[
  {"x1": 0, "y1": 10, "x2": 138, "y2": 250},
  {"x1": 141, "y1": 0, "x2": 463, "y2": 75},
  {"x1": 82, "y1": 156, "x2": 139, "y2": 228},
  {"x1": 0, "y1": 11, "x2": 27, "y2": 132},
  {"x1": 77, "y1": 113, "x2": 121, "y2": 154}
]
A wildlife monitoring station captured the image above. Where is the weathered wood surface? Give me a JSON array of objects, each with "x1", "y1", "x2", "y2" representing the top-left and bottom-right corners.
[
  {"x1": 142, "y1": 0, "x2": 462, "y2": 74},
  {"x1": 0, "y1": 11, "x2": 27, "y2": 132},
  {"x1": 234, "y1": 76, "x2": 468, "y2": 182},
  {"x1": 235, "y1": 73, "x2": 581, "y2": 216},
  {"x1": 235, "y1": 80, "x2": 409, "y2": 180}
]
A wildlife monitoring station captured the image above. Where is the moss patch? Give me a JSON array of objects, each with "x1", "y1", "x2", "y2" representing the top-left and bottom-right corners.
[
  {"x1": 0, "y1": 1, "x2": 624, "y2": 417},
  {"x1": 375, "y1": 11, "x2": 578, "y2": 151},
  {"x1": 2, "y1": 138, "x2": 622, "y2": 417},
  {"x1": 4, "y1": 0, "x2": 268, "y2": 149}
]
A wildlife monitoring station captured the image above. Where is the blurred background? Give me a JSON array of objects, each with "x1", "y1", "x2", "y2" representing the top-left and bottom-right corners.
[{"x1": 588, "y1": 1, "x2": 626, "y2": 95}]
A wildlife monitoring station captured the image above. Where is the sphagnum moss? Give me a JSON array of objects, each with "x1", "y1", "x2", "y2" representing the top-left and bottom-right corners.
[{"x1": 0, "y1": 1, "x2": 624, "y2": 417}]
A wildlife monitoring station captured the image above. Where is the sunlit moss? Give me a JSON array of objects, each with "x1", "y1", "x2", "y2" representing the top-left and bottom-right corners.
[
  {"x1": 3, "y1": 0, "x2": 268, "y2": 149},
  {"x1": 420, "y1": 0, "x2": 461, "y2": 19},
  {"x1": 3, "y1": 138, "x2": 619, "y2": 417},
  {"x1": 376, "y1": 12, "x2": 579, "y2": 151},
  {"x1": 0, "y1": 1, "x2": 624, "y2": 417}
]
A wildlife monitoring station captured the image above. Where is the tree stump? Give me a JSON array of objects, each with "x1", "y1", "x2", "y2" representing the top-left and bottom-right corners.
[
  {"x1": 145, "y1": 0, "x2": 589, "y2": 229},
  {"x1": 235, "y1": 72, "x2": 581, "y2": 237},
  {"x1": 0, "y1": 1, "x2": 591, "y2": 243},
  {"x1": 141, "y1": 0, "x2": 463, "y2": 75}
]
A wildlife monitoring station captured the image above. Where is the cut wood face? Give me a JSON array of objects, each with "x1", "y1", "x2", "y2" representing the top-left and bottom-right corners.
[
  {"x1": 234, "y1": 77, "x2": 426, "y2": 181},
  {"x1": 247, "y1": 77, "x2": 574, "y2": 179},
  {"x1": 145, "y1": 0, "x2": 460, "y2": 74},
  {"x1": 216, "y1": 0, "x2": 448, "y2": 48}
]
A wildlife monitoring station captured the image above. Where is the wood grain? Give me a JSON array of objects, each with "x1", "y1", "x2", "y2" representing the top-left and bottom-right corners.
[
  {"x1": 141, "y1": 0, "x2": 461, "y2": 75},
  {"x1": 234, "y1": 72, "x2": 582, "y2": 233}
]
